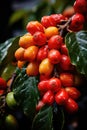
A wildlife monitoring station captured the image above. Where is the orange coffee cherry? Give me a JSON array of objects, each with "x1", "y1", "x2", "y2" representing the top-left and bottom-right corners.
[
  {"x1": 15, "y1": 47, "x2": 25, "y2": 61},
  {"x1": 19, "y1": 35, "x2": 36, "y2": 49},
  {"x1": 45, "y1": 26, "x2": 59, "y2": 39},
  {"x1": 39, "y1": 58, "x2": 54, "y2": 76},
  {"x1": 26, "y1": 61, "x2": 39, "y2": 76},
  {"x1": 17, "y1": 61, "x2": 26, "y2": 69},
  {"x1": 24, "y1": 46, "x2": 38, "y2": 62}
]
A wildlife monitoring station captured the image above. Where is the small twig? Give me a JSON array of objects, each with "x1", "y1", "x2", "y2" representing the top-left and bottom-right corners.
[
  {"x1": 57, "y1": 17, "x2": 72, "y2": 36},
  {"x1": 7, "y1": 73, "x2": 16, "y2": 92}
]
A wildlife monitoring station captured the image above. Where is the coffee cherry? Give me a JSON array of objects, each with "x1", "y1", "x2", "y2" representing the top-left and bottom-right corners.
[
  {"x1": 6, "y1": 92, "x2": 17, "y2": 109},
  {"x1": 19, "y1": 35, "x2": 35, "y2": 49},
  {"x1": 26, "y1": 62, "x2": 39, "y2": 76},
  {"x1": 36, "y1": 100, "x2": 45, "y2": 111},
  {"x1": 64, "y1": 98, "x2": 79, "y2": 113},
  {"x1": 37, "y1": 45, "x2": 49, "y2": 62},
  {"x1": 61, "y1": 44, "x2": 68, "y2": 55},
  {"x1": 69, "y1": 13, "x2": 85, "y2": 32},
  {"x1": 48, "y1": 49, "x2": 61, "y2": 64},
  {"x1": 50, "y1": 14, "x2": 66, "y2": 24},
  {"x1": 65, "y1": 87, "x2": 81, "y2": 100},
  {"x1": 41, "y1": 15, "x2": 56, "y2": 28},
  {"x1": 39, "y1": 58, "x2": 54, "y2": 76},
  {"x1": 42, "y1": 90, "x2": 54, "y2": 105},
  {"x1": 26, "y1": 21, "x2": 44, "y2": 35},
  {"x1": 47, "y1": 77, "x2": 61, "y2": 93},
  {"x1": 0, "y1": 77, "x2": 7, "y2": 90},
  {"x1": 5, "y1": 114, "x2": 18, "y2": 130},
  {"x1": 45, "y1": 26, "x2": 59, "y2": 39},
  {"x1": 15, "y1": 47, "x2": 25, "y2": 61},
  {"x1": 73, "y1": 0, "x2": 87, "y2": 14},
  {"x1": 17, "y1": 61, "x2": 26, "y2": 69},
  {"x1": 48, "y1": 35, "x2": 63, "y2": 50},
  {"x1": 59, "y1": 54, "x2": 72, "y2": 70},
  {"x1": 60, "y1": 73, "x2": 74, "y2": 87},
  {"x1": 33, "y1": 31, "x2": 47, "y2": 46},
  {"x1": 24, "y1": 46, "x2": 38, "y2": 62},
  {"x1": 55, "y1": 88, "x2": 69, "y2": 105},
  {"x1": 38, "y1": 80, "x2": 49, "y2": 94}
]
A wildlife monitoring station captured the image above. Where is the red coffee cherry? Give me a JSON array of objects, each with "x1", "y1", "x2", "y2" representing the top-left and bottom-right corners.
[
  {"x1": 42, "y1": 90, "x2": 54, "y2": 105},
  {"x1": 36, "y1": 100, "x2": 45, "y2": 111},
  {"x1": 37, "y1": 45, "x2": 49, "y2": 62},
  {"x1": 61, "y1": 44, "x2": 68, "y2": 55},
  {"x1": 73, "y1": 0, "x2": 87, "y2": 14},
  {"x1": 59, "y1": 54, "x2": 72, "y2": 71},
  {"x1": 55, "y1": 88, "x2": 69, "y2": 105},
  {"x1": 41, "y1": 15, "x2": 56, "y2": 28},
  {"x1": 69, "y1": 13, "x2": 85, "y2": 32},
  {"x1": 26, "y1": 21, "x2": 44, "y2": 35},
  {"x1": 64, "y1": 98, "x2": 79, "y2": 113},
  {"x1": 48, "y1": 35, "x2": 63, "y2": 50},
  {"x1": 0, "y1": 77, "x2": 7, "y2": 90},
  {"x1": 38, "y1": 80, "x2": 49, "y2": 94},
  {"x1": 33, "y1": 32, "x2": 47, "y2": 46},
  {"x1": 65, "y1": 87, "x2": 81, "y2": 100},
  {"x1": 60, "y1": 73, "x2": 74, "y2": 87},
  {"x1": 51, "y1": 14, "x2": 66, "y2": 24},
  {"x1": 48, "y1": 49, "x2": 61, "y2": 64},
  {"x1": 47, "y1": 77, "x2": 61, "y2": 93}
]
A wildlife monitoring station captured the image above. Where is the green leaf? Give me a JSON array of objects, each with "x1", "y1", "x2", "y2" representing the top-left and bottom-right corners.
[
  {"x1": 0, "y1": 37, "x2": 20, "y2": 79},
  {"x1": 1, "y1": 63, "x2": 16, "y2": 81},
  {"x1": 13, "y1": 68, "x2": 40, "y2": 119},
  {"x1": 9, "y1": 10, "x2": 29, "y2": 25},
  {"x1": 32, "y1": 105, "x2": 53, "y2": 130},
  {"x1": 53, "y1": 104, "x2": 65, "y2": 130},
  {"x1": 65, "y1": 31, "x2": 87, "y2": 77}
]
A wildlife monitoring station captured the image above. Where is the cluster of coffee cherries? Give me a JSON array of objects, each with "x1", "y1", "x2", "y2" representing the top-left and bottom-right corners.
[{"x1": 14, "y1": 0, "x2": 86, "y2": 113}]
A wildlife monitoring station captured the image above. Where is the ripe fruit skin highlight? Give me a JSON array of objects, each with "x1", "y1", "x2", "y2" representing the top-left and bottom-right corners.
[
  {"x1": 48, "y1": 35, "x2": 63, "y2": 50},
  {"x1": 48, "y1": 49, "x2": 61, "y2": 64},
  {"x1": 42, "y1": 90, "x2": 54, "y2": 105},
  {"x1": 38, "y1": 80, "x2": 49, "y2": 94},
  {"x1": 55, "y1": 88, "x2": 69, "y2": 105},
  {"x1": 45, "y1": 26, "x2": 59, "y2": 39},
  {"x1": 33, "y1": 31, "x2": 47, "y2": 46},
  {"x1": 59, "y1": 54, "x2": 72, "y2": 70},
  {"x1": 26, "y1": 21, "x2": 44, "y2": 35},
  {"x1": 47, "y1": 77, "x2": 61, "y2": 93},
  {"x1": 19, "y1": 35, "x2": 35, "y2": 49},
  {"x1": 24, "y1": 46, "x2": 38, "y2": 62},
  {"x1": 64, "y1": 98, "x2": 79, "y2": 113},
  {"x1": 69, "y1": 13, "x2": 85, "y2": 31},
  {"x1": 60, "y1": 73, "x2": 74, "y2": 87},
  {"x1": 39, "y1": 58, "x2": 54, "y2": 76},
  {"x1": 65, "y1": 87, "x2": 81, "y2": 100},
  {"x1": 37, "y1": 45, "x2": 49, "y2": 62},
  {"x1": 15, "y1": 47, "x2": 25, "y2": 61},
  {"x1": 73, "y1": 0, "x2": 87, "y2": 14},
  {"x1": 26, "y1": 62, "x2": 39, "y2": 76},
  {"x1": 41, "y1": 15, "x2": 56, "y2": 28}
]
